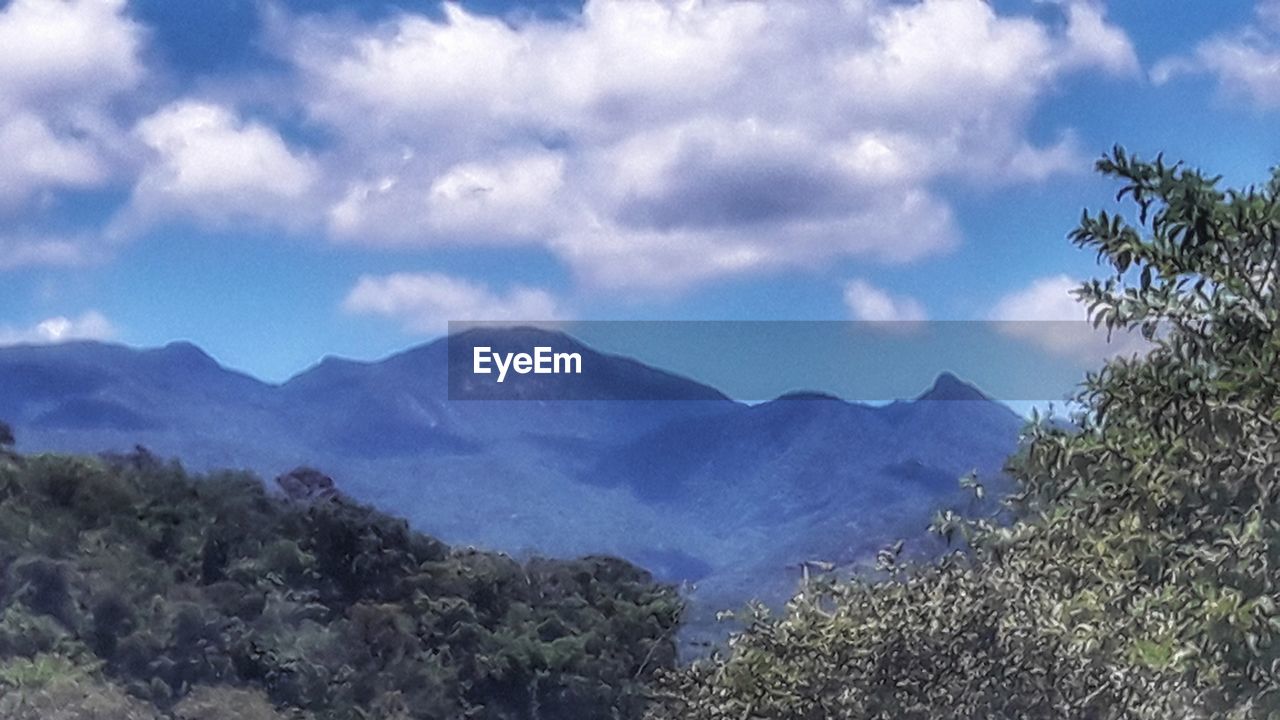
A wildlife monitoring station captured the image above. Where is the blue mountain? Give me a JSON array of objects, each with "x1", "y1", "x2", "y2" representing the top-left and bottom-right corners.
[{"x1": 0, "y1": 328, "x2": 1025, "y2": 643}]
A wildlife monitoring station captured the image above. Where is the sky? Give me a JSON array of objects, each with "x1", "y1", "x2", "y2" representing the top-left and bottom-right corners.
[{"x1": 1, "y1": 0, "x2": 1279, "y2": 382}]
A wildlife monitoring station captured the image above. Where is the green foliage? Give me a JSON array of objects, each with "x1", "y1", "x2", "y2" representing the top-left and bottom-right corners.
[
  {"x1": 0, "y1": 654, "x2": 160, "y2": 720},
  {"x1": 0, "y1": 653, "x2": 92, "y2": 690},
  {"x1": 651, "y1": 150, "x2": 1280, "y2": 719},
  {"x1": 0, "y1": 448, "x2": 681, "y2": 719}
]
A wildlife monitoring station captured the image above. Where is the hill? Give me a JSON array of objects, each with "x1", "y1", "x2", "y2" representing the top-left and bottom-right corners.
[
  {"x1": 0, "y1": 447, "x2": 679, "y2": 719},
  {"x1": 0, "y1": 329, "x2": 1025, "y2": 638}
]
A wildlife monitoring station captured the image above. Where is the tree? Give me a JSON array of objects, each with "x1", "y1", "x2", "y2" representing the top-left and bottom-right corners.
[
  {"x1": 649, "y1": 149, "x2": 1280, "y2": 719},
  {"x1": 0, "y1": 448, "x2": 679, "y2": 720},
  {"x1": 1013, "y1": 148, "x2": 1280, "y2": 715}
]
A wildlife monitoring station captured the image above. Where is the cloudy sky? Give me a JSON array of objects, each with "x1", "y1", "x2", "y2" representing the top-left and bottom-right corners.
[{"x1": 1, "y1": 0, "x2": 1278, "y2": 380}]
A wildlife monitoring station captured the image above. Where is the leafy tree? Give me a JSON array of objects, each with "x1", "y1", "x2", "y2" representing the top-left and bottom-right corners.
[
  {"x1": 0, "y1": 448, "x2": 681, "y2": 719},
  {"x1": 650, "y1": 149, "x2": 1280, "y2": 719}
]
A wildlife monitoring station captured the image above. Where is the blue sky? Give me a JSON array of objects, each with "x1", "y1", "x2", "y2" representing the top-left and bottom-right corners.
[{"x1": 0, "y1": 0, "x2": 1278, "y2": 382}]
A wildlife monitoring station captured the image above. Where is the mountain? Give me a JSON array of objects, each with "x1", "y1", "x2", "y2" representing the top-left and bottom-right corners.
[
  {"x1": 916, "y1": 371, "x2": 991, "y2": 402},
  {"x1": 0, "y1": 328, "x2": 1025, "y2": 643}
]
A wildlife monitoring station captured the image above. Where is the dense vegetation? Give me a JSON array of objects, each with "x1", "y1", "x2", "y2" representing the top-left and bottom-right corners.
[
  {"x1": 650, "y1": 150, "x2": 1280, "y2": 719},
  {"x1": 0, "y1": 434, "x2": 680, "y2": 719}
]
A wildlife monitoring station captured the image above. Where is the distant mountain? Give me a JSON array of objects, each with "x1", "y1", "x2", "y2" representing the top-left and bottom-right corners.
[{"x1": 0, "y1": 328, "x2": 1025, "y2": 644}]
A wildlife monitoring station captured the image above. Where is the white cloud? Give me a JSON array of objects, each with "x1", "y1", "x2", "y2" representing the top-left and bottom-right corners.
[
  {"x1": 843, "y1": 279, "x2": 928, "y2": 322},
  {"x1": 1191, "y1": 39, "x2": 1280, "y2": 108},
  {"x1": 0, "y1": 232, "x2": 100, "y2": 270},
  {"x1": 990, "y1": 274, "x2": 1087, "y2": 323},
  {"x1": 342, "y1": 272, "x2": 564, "y2": 333},
  {"x1": 275, "y1": 0, "x2": 1135, "y2": 291},
  {"x1": 0, "y1": 0, "x2": 1143, "y2": 295},
  {"x1": 0, "y1": 112, "x2": 109, "y2": 202},
  {"x1": 556, "y1": 179, "x2": 958, "y2": 290},
  {"x1": 1056, "y1": 2, "x2": 1142, "y2": 75},
  {"x1": 331, "y1": 150, "x2": 566, "y2": 243},
  {"x1": 990, "y1": 275, "x2": 1147, "y2": 360},
  {"x1": 0, "y1": 310, "x2": 115, "y2": 346},
  {"x1": 120, "y1": 101, "x2": 319, "y2": 231},
  {"x1": 1153, "y1": 1, "x2": 1280, "y2": 108},
  {"x1": 0, "y1": 0, "x2": 143, "y2": 208},
  {"x1": 833, "y1": 1, "x2": 1135, "y2": 120}
]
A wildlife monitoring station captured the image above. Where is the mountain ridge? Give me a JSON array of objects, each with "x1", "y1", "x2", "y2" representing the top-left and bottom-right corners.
[
  {"x1": 0, "y1": 329, "x2": 1024, "y2": 642},
  {"x1": 4, "y1": 330, "x2": 1000, "y2": 408}
]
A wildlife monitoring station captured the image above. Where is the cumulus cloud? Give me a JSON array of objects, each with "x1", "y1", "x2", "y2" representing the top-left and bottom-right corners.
[
  {"x1": 119, "y1": 101, "x2": 320, "y2": 232},
  {"x1": 342, "y1": 272, "x2": 564, "y2": 333},
  {"x1": 1056, "y1": 2, "x2": 1142, "y2": 75},
  {"x1": 331, "y1": 150, "x2": 566, "y2": 243},
  {"x1": 0, "y1": 310, "x2": 115, "y2": 346},
  {"x1": 990, "y1": 275, "x2": 1086, "y2": 323},
  {"x1": 0, "y1": 0, "x2": 1142, "y2": 293},
  {"x1": 1153, "y1": 1, "x2": 1280, "y2": 108},
  {"x1": 277, "y1": 0, "x2": 1135, "y2": 290},
  {"x1": 0, "y1": 233, "x2": 101, "y2": 271},
  {"x1": 0, "y1": 0, "x2": 143, "y2": 208},
  {"x1": 990, "y1": 275, "x2": 1148, "y2": 361},
  {"x1": 844, "y1": 279, "x2": 928, "y2": 322}
]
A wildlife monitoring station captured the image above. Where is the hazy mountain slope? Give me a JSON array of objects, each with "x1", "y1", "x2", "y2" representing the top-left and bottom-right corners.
[
  {"x1": 592, "y1": 378, "x2": 1022, "y2": 623},
  {"x1": 0, "y1": 340, "x2": 303, "y2": 470},
  {"x1": 0, "y1": 329, "x2": 1025, "y2": 638},
  {"x1": 279, "y1": 327, "x2": 734, "y2": 454}
]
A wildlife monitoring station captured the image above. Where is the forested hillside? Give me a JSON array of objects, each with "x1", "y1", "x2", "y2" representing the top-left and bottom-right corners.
[{"x1": 0, "y1": 434, "x2": 680, "y2": 720}]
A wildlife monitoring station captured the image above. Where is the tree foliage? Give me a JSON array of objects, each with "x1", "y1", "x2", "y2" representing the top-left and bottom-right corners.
[
  {"x1": 650, "y1": 149, "x2": 1280, "y2": 719},
  {"x1": 0, "y1": 447, "x2": 681, "y2": 719}
]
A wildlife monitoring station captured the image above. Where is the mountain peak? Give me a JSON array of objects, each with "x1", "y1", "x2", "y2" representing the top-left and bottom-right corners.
[
  {"x1": 449, "y1": 324, "x2": 573, "y2": 342},
  {"x1": 149, "y1": 341, "x2": 219, "y2": 370},
  {"x1": 159, "y1": 340, "x2": 209, "y2": 357},
  {"x1": 916, "y1": 372, "x2": 989, "y2": 402}
]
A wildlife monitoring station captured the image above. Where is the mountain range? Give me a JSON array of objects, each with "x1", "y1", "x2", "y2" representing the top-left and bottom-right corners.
[{"x1": 0, "y1": 327, "x2": 1026, "y2": 644}]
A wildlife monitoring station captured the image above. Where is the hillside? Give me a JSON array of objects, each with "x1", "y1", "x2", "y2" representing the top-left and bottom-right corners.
[
  {"x1": 0, "y1": 329, "x2": 1025, "y2": 637},
  {"x1": 0, "y1": 445, "x2": 680, "y2": 720}
]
